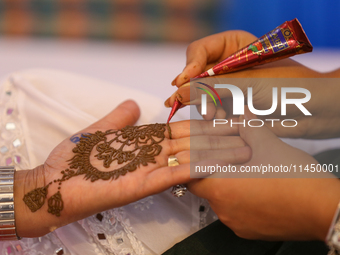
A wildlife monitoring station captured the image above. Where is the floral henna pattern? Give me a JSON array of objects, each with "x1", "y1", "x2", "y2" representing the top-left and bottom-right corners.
[{"x1": 23, "y1": 124, "x2": 166, "y2": 217}]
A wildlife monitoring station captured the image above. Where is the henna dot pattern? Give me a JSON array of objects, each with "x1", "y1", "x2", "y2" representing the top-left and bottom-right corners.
[{"x1": 23, "y1": 124, "x2": 166, "y2": 217}]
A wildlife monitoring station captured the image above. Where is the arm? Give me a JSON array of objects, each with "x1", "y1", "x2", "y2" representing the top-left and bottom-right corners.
[{"x1": 13, "y1": 100, "x2": 251, "y2": 238}]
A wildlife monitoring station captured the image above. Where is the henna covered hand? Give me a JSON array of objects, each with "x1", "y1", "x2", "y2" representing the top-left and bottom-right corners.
[{"x1": 14, "y1": 100, "x2": 251, "y2": 237}]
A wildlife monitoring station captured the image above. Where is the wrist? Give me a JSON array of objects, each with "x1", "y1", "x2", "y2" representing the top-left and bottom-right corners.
[{"x1": 14, "y1": 166, "x2": 67, "y2": 237}]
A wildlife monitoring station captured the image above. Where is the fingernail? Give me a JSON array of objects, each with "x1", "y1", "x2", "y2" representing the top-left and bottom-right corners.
[
  {"x1": 171, "y1": 78, "x2": 177, "y2": 86},
  {"x1": 164, "y1": 98, "x2": 170, "y2": 108},
  {"x1": 176, "y1": 84, "x2": 197, "y2": 104},
  {"x1": 171, "y1": 74, "x2": 181, "y2": 86},
  {"x1": 176, "y1": 73, "x2": 189, "y2": 86}
]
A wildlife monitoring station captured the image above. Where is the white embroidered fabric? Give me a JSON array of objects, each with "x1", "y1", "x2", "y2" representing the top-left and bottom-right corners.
[{"x1": 0, "y1": 69, "x2": 216, "y2": 255}]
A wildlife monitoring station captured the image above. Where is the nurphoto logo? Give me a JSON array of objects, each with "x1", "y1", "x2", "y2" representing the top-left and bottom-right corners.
[{"x1": 197, "y1": 83, "x2": 311, "y2": 128}]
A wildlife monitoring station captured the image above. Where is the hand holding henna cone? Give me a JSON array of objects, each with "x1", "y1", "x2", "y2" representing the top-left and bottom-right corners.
[{"x1": 166, "y1": 18, "x2": 313, "y2": 121}]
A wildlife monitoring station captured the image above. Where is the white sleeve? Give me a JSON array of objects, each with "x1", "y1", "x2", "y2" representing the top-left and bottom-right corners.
[{"x1": 0, "y1": 69, "x2": 210, "y2": 255}]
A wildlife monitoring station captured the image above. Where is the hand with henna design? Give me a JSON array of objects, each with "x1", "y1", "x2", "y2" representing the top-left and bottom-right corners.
[{"x1": 14, "y1": 100, "x2": 251, "y2": 238}]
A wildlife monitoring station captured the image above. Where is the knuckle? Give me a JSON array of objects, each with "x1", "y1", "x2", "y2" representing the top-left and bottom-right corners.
[{"x1": 186, "y1": 40, "x2": 199, "y2": 53}]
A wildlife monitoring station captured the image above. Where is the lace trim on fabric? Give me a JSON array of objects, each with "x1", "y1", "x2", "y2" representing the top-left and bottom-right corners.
[
  {"x1": 131, "y1": 196, "x2": 154, "y2": 212},
  {"x1": 0, "y1": 78, "x2": 30, "y2": 170},
  {"x1": 0, "y1": 77, "x2": 69, "y2": 255},
  {"x1": 1, "y1": 233, "x2": 68, "y2": 255},
  {"x1": 199, "y1": 198, "x2": 210, "y2": 229},
  {"x1": 199, "y1": 198, "x2": 218, "y2": 229},
  {"x1": 79, "y1": 208, "x2": 145, "y2": 255}
]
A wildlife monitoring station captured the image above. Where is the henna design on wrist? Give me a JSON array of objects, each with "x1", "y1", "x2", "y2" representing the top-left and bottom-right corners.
[
  {"x1": 22, "y1": 186, "x2": 50, "y2": 212},
  {"x1": 23, "y1": 124, "x2": 166, "y2": 217}
]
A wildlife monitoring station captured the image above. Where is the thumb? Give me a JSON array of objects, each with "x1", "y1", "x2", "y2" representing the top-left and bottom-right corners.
[
  {"x1": 239, "y1": 107, "x2": 279, "y2": 150},
  {"x1": 90, "y1": 100, "x2": 140, "y2": 130}
]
